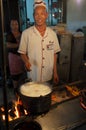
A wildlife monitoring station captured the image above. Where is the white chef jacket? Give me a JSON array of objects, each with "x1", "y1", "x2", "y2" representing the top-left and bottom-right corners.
[{"x1": 18, "y1": 26, "x2": 61, "y2": 82}]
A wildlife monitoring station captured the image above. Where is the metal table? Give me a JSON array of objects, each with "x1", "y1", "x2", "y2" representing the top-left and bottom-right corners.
[{"x1": 35, "y1": 97, "x2": 86, "y2": 130}]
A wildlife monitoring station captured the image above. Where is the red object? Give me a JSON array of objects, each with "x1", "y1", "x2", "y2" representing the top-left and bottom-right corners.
[{"x1": 52, "y1": 2, "x2": 58, "y2": 8}]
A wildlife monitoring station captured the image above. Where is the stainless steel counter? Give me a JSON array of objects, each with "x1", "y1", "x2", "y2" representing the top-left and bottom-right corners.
[{"x1": 35, "y1": 97, "x2": 86, "y2": 130}]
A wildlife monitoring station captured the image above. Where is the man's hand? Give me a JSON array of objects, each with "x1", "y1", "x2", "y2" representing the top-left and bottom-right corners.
[
  {"x1": 25, "y1": 61, "x2": 31, "y2": 71},
  {"x1": 53, "y1": 71, "x2": 59, "y2": 84},
  {"x1": 20, "y1": 54, "x2": 31, "y2": 71}
]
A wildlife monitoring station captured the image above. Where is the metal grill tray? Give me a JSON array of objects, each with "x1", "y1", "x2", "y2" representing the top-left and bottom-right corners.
[{"x1": 35, "y1": 97, "x2": 86, "y2": 130}]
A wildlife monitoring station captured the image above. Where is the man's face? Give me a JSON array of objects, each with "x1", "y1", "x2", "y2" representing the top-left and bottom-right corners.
[{"x1": 34, "y1": 6, "x2": 48, "y2": 26}]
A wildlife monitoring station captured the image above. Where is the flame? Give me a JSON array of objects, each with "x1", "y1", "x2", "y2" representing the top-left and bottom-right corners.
[
  {"x1": 2, "y1": 114, "x2": 5, "y2": 120},
  {"x1": 1, "y1": 107, "x2": 4, "y2": 112},
  {"x1": 14, "y1": 97, "x2": 21, "y2": 118},
  {"x1": 24, "y1": 109, "x2": 28, "y2": 115},
  {"x1": 15, "y1": 104, "x2": 19, "y2": 118},
  {"x1": 13, "y1": 97, "x2": 28, "y2": 118},
  {"x1": 1, "y1": 97, "x2": 28, "y2": 122}
]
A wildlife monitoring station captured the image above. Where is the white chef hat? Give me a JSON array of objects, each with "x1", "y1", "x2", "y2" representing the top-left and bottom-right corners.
[{"x1": 33, "y1": 0, "x2": 47, "y2": 9}]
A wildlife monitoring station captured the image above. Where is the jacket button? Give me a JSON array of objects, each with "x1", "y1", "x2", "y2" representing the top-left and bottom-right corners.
[{"x1": 42, "y1": 57, "x2": 45, "y2": 59}]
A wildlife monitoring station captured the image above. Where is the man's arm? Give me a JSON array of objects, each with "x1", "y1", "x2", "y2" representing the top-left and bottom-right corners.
[
  {"x1": 53, "y1": 53, "x2": 59, "y2": 84},
  {"x1": 20, "y1": 54, "x2": 31, "y2": 71}
]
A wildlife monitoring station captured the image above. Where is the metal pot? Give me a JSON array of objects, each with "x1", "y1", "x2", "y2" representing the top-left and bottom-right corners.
[
  {"x1": 13, "y1": 121, "x2": 42, "y2": 130},
  {"x1": 19, "y1": 82, "x2": 52, "y2": 115}
]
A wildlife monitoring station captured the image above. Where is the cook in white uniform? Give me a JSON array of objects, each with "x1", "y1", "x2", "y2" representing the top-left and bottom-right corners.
[{"x1": 18, "y1": 0, "x2": 61, "y2": 83}]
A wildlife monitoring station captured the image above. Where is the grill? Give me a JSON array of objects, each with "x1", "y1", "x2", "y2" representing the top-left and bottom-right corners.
[{"x1": 1, "y1": 80, "x2": 86, "y2": 130}]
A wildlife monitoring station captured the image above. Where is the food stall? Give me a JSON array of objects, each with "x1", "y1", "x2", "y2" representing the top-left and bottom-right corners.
[{"x1": 0, "y1": 0, "x2": 86, "y2": 130}]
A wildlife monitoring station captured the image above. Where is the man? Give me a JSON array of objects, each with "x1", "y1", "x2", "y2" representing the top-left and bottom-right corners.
[{"x1": 18, "y1": 0, "x2": 61, "y2": 83}]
